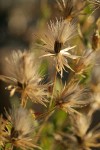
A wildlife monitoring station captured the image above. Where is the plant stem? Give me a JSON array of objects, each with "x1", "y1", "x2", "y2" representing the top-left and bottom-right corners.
[
  {"x1": 49, "y1": 69, "x2": 57, "y2": 108},
  {"x1": 34, "y1": 69, "x2": 57, "y2": 144},
  {"x1": 34, "y1": 110, "x2": 54, "y2": 143}
]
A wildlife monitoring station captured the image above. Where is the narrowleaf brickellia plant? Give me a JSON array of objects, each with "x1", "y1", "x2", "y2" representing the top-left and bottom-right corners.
[{"x1": 0, "y1": 0, "x2": 100, "y2": 150}]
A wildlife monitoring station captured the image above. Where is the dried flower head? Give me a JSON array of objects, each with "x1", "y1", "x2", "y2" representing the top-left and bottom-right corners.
[
  {"x1": 0, "y1": 50, "x2": 48, "y2": 107},
  {"x1": 57, "y1": 0, "x2": 74, "y2": 20},
  {"x1": 0, "y1": 116, "x2": 9, "y2": 147},
  {"x1": 7, "y1": 107, "x2": 41, "y2": 150},
  {"x1": 57, "y1": 0, "x2": 86, "y2": 21},
  {"x1": 74, "y1": 50, "x2": 96, "y2": 75},
  {"x1": 69, "y1": 114, "x2": 100, "y2": 150},
  {"x1": 57, "y1": 114, "x2": 100, "y2": 150},
  {"x1": 39, "y1": 19, "x2": 79, "y2": 77},
  {"x1": 55, "y1": 82, "x2": 91, "y2": 114}
]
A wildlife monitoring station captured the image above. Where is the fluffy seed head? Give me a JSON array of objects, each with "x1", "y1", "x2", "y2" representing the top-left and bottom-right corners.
[
  {"x1": 57, "y1": 114, "x2": 100, "y2": 150},
  {"x1": 57, "y1": 0, "x2": 86, "y2": 21},
  {"x1": 0, "y1": 50, "x2": 48, "y2": 107},
  {"x1": 57, "y1": 0, "x2": 74, "y2": 20},
  {"x1": 70, "y1": 114, "x2": 100, "y2": 150},
  {"x1": 74, "y1": 50, "x2": 96, "y2": 75},
  {"x1": 7, "y1": 107, "x2": 41, "y2": 150},
  {"x1": 55, "y1": 82, "x2": 91, "y2": 114},
  {"x1": 39, "y1": 19, "x2": 79, "y2": 77}
]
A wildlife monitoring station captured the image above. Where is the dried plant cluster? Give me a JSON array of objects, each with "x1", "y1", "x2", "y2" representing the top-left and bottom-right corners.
[{"x1": 0, "y1": 0, "x2": 100, "y2": 150}]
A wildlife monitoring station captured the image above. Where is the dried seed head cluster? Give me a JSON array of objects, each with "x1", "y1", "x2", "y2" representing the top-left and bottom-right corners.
[
  {"x1": 57, "y1": 114, "x2": 100, "y2": 150},
  {"x1": 9, "y1": 107, "x2": 33, "y2": 138},
  {"x1": 40, "y1": 19, "x2": 79, "y2": 77},
  {"x1": 57, "y1": 0, "x2": 85, "y2": 20},
  {"x1": 7, "y1": 107, "x2": 41, "y2": 150},
  {"x1": 57, "y1": 0, "x2": 74, "y2": 20},
  {"x1": 55, "y1": 82, "x2": 91, "y2": 114},
  {"x1": 70, "y1": 114, "x2": 100, "y2": 150},
  {"x1": 0, "y1": 50, "x2": 48, "y2": 107}
]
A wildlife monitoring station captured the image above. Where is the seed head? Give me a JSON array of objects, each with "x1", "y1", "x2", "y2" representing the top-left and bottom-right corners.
[
  {"x1": 7, "y1": 107, "x2": 41, "y2": 150},
  {"x1": 0, "y1": 50, "x2": 48, "y2": 107},
  {"x1": 39, "y1": 19, "x2": 79, "y2": 77},
  {"x1": 74, "y1": 50, "x2": 96, "y2": 75},
  {"x1": 70, "y1": 114, "x2": 100, "y2": 150},
  {"x1": 57, "y1": 0, "x2": 74, "y2": 20},
  {"x1": 55, "y1": 82, "x2": 91, "y2": 114},
  {"x1": 57, "y1": 0, "x2": 86, "y2": 21},
  {"x1": 57, "y1": 114, "x2": 100, "y2": 150}
]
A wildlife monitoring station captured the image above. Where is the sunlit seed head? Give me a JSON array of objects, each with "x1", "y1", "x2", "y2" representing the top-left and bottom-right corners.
[
  {"x1": 74, "y1": 50, "x2": 96, "y2": 75},
  {"x1": 0, "y1": 50, "x2": 48, "y2": 107},
  {"x1": 39, "y1": 19, "x2": 78, "y2": 77},
  {"x1": 10, "y1": 107, "x2": 33, "y2": 136},
  {"x1": 55, "y1": 82, "x2": 92, "y2": 114},
  {"x1": 47, "y1": 18, "x2": 77, "y2": 48},
  {"x1": 69, "y1": 113, "x2": 100, "y2": 149},
  {"x1": 6, "y1": 107, "x2": 41, "y2": 150},
  {"x1": 57, "y1": 0, "x2": 86, "y2": 21},
  {"x1": 56, "y1": 0, "x2": 74, "y2": 20}
]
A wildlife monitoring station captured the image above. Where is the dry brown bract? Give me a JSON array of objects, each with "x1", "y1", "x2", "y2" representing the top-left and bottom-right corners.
[
  {"x1": 39, "y1": 19, "x2": 79, "y2": 77},
  {"x1": 0, "y1": 50, "x2": 48, "y2": 107}
]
